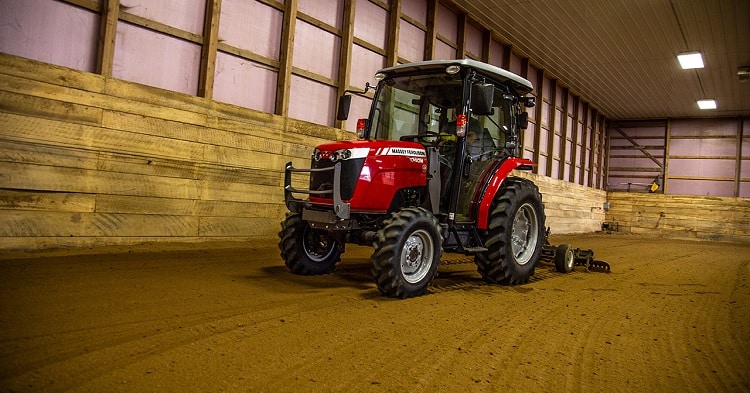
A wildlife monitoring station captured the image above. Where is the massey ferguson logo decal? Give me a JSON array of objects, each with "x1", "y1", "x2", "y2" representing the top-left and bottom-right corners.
[{"x1": 376, "y1": 147, "x2": 427, "y2": 157}]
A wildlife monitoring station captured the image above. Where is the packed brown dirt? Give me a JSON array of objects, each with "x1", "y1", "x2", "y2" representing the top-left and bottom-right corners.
[{"x1": 1, "y1": 233, "x2": 749, "y2": 392}]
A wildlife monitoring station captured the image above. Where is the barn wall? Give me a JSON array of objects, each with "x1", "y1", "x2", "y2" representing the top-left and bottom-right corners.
[
  {"x1": 0, "y1": 0, "x2": 612, "y2": 251},
  {"x1": 513, "y1": 171, "x2": 607, "y2": 234},
  {"x1": 0, "y1": 53, "x2": 347, "y2": 250},
  {"x1": 605, "y1": 192, "x2": 750, "y2": 243},
  {"x1": 607, "y1": 118, "x2": 748, "y2": 197}
]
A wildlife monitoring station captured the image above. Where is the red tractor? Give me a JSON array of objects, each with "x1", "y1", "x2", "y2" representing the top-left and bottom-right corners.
[{"x1": 280, "y1": 59, "x2": 545, "y2": 298}]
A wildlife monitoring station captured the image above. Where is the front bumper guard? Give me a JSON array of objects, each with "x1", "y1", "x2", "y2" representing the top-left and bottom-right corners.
[{"x1": 284, "y1": 161, "x2": 351, "y2": 220}]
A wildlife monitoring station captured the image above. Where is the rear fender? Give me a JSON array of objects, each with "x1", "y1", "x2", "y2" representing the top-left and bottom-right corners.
[{"x1": 476, "y1": 158, "x2": 537, "y2": 229}]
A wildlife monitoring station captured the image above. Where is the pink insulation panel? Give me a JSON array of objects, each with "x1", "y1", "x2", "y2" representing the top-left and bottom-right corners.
[
  {"x1": 0, "y1": 0, "x2": 99, "y2": 72},
  {"x1": 351, "y1": 44, "x2": 385, "y2": 88},
  {"x1": 298, "y1": 0, "x2": 343, "y2": 29},
  {"x1": 670, "y1": 118, "x2": 738, "y2": 137},
  {"x1": 113, "y1": 22, "x2": 201, "y2": 95},
  {"x1": 540, "y1": 102, "x2": 550, "y2": 128},
  {"x1": 668, "y1": 158, "x2": 736, "y2": 178},
  {"x1": 342, "y1": 94, "x2": 373, "y2": 132},
  {"x1": 293, "y1": 19, "x2": 341, "y2": 80},
  {"x1": 668, "y1": 138, "x2": 737, "y2": 157},
  {"x1": 509, "y1": 52, "x2": 522, "y2": 75},
  {"x1": 213, "y1": 52, "x2": 278, "y2": 113},
  {"x1": 436, "y1": 3, "x2": 457, "y2": 43},
  {"x1": 434, "y1": 40, "x2": 456, "y2": 60},
  {"x1": 288, "y1": 75, "x2": 336, "y2": 127},
  {"x1": 354, "y1": 0, "x2": 388, "y2": 49},
  {"x1": 401, "y1": 0, "x2": 427, "y2": 24},
  {"x1": 398, "y1": 19, "x2": 425, "y2": 62},
  {"x1": 219, "y1": 0, "x2": 283, "y2": 60},
  {"x1": 465, "y1": 23, "x2": 483, "y2": 59},
  {"x1": 523, "y1": 122, "x2": 536, "y2": 151},
  {"x1": 668, "y1": 179, "x2": 735, "y2": 197},
  {"x1": 488, "y1": 40, "x2": 504, "y2": 68},
  {"x1": 120, "y1": 0, "x2": 206, "y2": 35}
]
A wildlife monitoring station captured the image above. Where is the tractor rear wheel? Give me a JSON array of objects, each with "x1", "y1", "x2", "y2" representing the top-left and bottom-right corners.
[
  {"x1": 278, "y1": 212, "x2": 341, "y2": 275},
  {"x1": 475, "y1": 177, "x2": 545, "y2": 284},
  {"x1": 371, "y1": 208, "x2": 442, "y2": 298}
]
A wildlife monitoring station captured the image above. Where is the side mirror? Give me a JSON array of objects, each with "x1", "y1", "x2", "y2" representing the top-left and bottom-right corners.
[
  {"x1": 518, "y1": 112, "x2": 529, "y2": 129},
  {"x1": 336, "y1": 95, "x2": 352, "y2": 121},
  {"x1": 525, "y1": 96, "x2": 536, "y2": 108},
  {"x1": 471, "y1": 83, "x2": 494, "y2": 116}
]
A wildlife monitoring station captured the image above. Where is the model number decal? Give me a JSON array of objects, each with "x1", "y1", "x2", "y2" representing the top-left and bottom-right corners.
[{"x1": 377, "y1": 147, "x2": 427, "y2": 157}]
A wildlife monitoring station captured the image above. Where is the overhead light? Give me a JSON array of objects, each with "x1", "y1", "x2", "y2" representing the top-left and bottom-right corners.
[
  {"x1": 697, "y1": 99, "x2": 716, "y2": 110},
  {"x1": 677, "y1": 52, "x2": 704, "y2": 69}
]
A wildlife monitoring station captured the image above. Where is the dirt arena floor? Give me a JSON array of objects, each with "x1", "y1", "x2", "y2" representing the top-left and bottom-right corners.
[{"x1": 1, "y1": 233, "x2": 748, "y2": 392}]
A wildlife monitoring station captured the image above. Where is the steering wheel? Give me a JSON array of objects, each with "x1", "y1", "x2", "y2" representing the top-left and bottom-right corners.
[{"x1": 400, "y1": 131, "x2": 441, "y2": 146}]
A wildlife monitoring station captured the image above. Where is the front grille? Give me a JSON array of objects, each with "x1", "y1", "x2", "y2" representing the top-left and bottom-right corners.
[{"x1": 310, "y1": 158, "x2": 365, "y2": 200}]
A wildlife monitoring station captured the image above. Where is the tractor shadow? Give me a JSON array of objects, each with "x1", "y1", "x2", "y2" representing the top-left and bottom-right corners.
[{"x1": 255, "y1": 254, "x2": 573, "y2": 299}]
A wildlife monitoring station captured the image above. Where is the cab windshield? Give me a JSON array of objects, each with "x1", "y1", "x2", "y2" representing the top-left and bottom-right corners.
[{"x1": 371, "y1": 72, "x2": 514, "y2": 158}]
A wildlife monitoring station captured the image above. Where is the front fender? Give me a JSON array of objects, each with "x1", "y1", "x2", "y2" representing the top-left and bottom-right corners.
[{"x1": 475, "y1": 158, "x2": 537, "y2": 230}]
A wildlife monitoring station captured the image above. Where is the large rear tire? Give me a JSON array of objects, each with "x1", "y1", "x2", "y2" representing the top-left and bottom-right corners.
[
  {"x1": 278, "y1": 212, "x2": 341, "y2": 275},
  {"x1": 371, "y1": 208, "x2": 442, "y2": 298},
  {"x1": 475, "y1": 177, "x2": 545, "y2": 284}
]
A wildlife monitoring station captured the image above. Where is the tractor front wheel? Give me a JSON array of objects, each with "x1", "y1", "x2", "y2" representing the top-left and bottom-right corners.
[
  {"x1": 371, "y1": 208, "x2": 442, "y2": 298},
  {"x1": 278, "y1": 212, "x2": 341, "y2": 275},
  {"x1": 475, "y1": 177, "x2": 545, "y2": 284}
]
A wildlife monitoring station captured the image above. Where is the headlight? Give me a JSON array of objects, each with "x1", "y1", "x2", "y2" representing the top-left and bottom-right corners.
[
  {"x1": 312, "y1": 148, "x2": 322, "y2": 161},
  {"x1": 330, "y1": 149, "x2": 352, "y2": 162}
]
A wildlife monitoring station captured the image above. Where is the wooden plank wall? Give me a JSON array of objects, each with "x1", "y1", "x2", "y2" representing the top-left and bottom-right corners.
[
  {"x1": 513, "y1": 170, "x2": 607, "y2": 234},
  {"x1": 0, "y1": 53, "x2": 609, "y2": 251},
  {"x1": 0, "y1": 53, "x2": 347, "y2": 250},
  {"x1": 605, "y1": 192, "x2": 750, "y2": 243}
]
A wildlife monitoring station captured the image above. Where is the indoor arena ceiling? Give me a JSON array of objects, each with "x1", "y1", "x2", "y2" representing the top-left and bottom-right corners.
[{"x1": 451, "y1": 0, "x2": 750, "y2": 120}]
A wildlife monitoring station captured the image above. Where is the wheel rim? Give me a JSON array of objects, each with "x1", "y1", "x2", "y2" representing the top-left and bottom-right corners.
[
  {"x1": 511, "y1": 202, "x2": 539, "y2": 265},
  {"x1": 302, "y1": 227, "x2": 336, "y2": 263},
  {"x1": 400, "y1": 229, "x2": 434, "y2": 284},
  {"x1": 565, "y1": 250, "x2": 574, "y2": 270}
]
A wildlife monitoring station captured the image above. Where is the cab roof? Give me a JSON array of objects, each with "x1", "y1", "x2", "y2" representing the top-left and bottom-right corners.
[{"x1": 378, "y1": 59, "x2": 534, "y2": 96}]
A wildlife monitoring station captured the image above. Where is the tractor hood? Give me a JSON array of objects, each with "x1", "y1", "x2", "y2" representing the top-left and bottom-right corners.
[{"x1": 311, "y1": 139, "x2": 427, "y2": 162}]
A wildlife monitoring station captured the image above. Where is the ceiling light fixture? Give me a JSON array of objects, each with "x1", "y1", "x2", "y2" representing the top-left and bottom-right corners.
[
  {"x1": 697, "y1": 99, "x2": 716, "y2": 110},
  {"x1": 677, "y1": 52, "x2": 704, "y2": 69}
]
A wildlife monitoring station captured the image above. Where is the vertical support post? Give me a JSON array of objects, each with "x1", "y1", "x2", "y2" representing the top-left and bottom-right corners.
[
  {"x1": 734, "y1": 117, "x2": 744, "y2": 197},
  {"x1": 558, "y1": 87, "x2": 570, "y2": 181},
  {"x1": 568, "y1": 95, "x2": 580, "y2": 183},
  {"x1": 546, "y1": 79, "x2": 557, "y2": 177},
  {"x1": 533, "y1": 69, "x2": 545, "y2": 173},
  {"x1": 597, "y1": 115, "x2": 607, "y2": 190},
  {"x1": 198, "y1": 0, "x2": 221, "y2": 99},
  {"x1": 663, "y1": 119, "x2": 671, "y2": 194},
  {"x1": 386, "y1": 0, "x2": 401, "y2": 67},
  {"x1": 578, "y1": 101, "x2": 589, "y2": 185},
  {"x1": 456, "y1": 13, "x2": 466, "y2": 59},
  {"x1": 96, "y1": 0, "x2": 119, "y2": 77},
  {"x1": 335, "y1": 0, "x2": 356, "y2": 129},
  {"x1": 481, "y1": 30, "x2": 491, "y2": 63},
  {"x1": 502, "y1": 44, "x2": 512, "y2": 70},
  {"x1": 276, "y1": 0, "x2": 298, "y2": 117},
  {"x1": 587, "y1": 108, "x2": 598, "y2": 187},
  {"x1": 424, "y1": 0, "x2": 437, "y2": 60}
]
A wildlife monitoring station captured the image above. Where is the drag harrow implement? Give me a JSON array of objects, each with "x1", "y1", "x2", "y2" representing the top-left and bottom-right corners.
[{"x1": 540, "y1": 229, "x2": 611, "y2": 273}]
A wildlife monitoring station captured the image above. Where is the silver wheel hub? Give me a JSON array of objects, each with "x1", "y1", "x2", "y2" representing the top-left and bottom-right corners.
[
  {"x1": 400, "y1": 229, "x2": 434, "y2": 284},
  {"x1": 511, "y1": 203, "x2": 538, "y2": 265}
]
